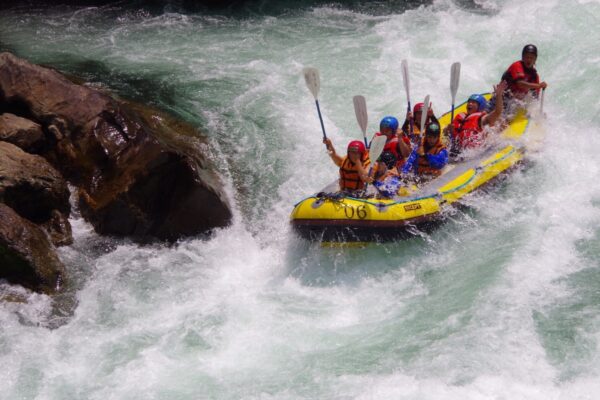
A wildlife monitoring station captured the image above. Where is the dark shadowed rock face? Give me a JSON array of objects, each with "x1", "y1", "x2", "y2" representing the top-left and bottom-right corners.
[
  {"x1": 0, "y1": 52, "x2": 232, "y2": 241},
  {"x1": 0, "y1": 203, "x2": 65, "y2": 294},
  {"x1": 0, "y1": 112, "x2": 45, "y2": 152},
  {"x1": 0, "y1": 141, "x2": 72, "y2": 246}
]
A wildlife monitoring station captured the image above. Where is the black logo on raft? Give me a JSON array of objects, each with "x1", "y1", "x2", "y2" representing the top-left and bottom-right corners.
[{"x1": 404, "y1": 203, "x2": 422, "y2": 212}]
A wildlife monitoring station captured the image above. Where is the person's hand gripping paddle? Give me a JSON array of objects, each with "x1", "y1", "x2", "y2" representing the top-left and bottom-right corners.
[{"x1": 363, "y1": 135, "x2": 387, "y2": 194}]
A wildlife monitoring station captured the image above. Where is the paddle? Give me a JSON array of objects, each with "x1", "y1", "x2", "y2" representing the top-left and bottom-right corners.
[
  {"x1": 420, "y1": 95, "x2": 430, "y2": 136},
  {"x1": 353, "y1": 95, "x2": 369, "y2": 148},
  {"x1": 401, "y1": 59, "x2": 412, "y2": 136},
  {"x1": 450, "y1": 62, "x2": 461, "y2": 123},
  {"x1": 364, "y1": 135, "x2": 387, "y2": 193},
  {"x1": 539, "y1": 88, "x2": 545, "y2": 115},
  {"x1": 303, "y1": 67, "x2": 328, "y2": 140}
]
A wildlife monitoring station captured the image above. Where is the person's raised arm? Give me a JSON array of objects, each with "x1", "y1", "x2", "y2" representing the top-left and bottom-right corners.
[
  {"x1": 323, "y1": 138, "x2": 343, "y2": 166},
  {"x1": 482, "y1": 81, "x2": 507, "y2": 127},
  {"x1": 397, "y1": 136, "x2": 412, "y2": 158},
  {"x1": 401, "y1": 109, "x2": 412, "y2": 135}
]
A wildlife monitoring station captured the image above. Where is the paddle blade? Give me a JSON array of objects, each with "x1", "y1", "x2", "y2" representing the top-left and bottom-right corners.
[
  {"x1": 369, "y1": 135, "x2": 387, "y2": 163},
  {"x1": 450, "y1": 62, "x2": 461, "y2": 102},
  {"x1": 420, "y1": 95, "x2": 430, "y2": 133},
  {"x1": 303, "y1": 67, "x2": 320, "y2": 99},
  {"x1": 353, "y1": 95, "x2": 368, "y2": 136},
  {"x1": 401, "y1": 59, "x2": 410, "y2": 102}
]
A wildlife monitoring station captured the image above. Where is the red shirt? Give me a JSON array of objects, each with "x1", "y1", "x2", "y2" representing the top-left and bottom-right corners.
[
  {"x1": 501, "y1": 61, "x2": 540, "y2": 99},
  {"x1": 374, "y1": 132, "x2": 411, "y2": 166}
]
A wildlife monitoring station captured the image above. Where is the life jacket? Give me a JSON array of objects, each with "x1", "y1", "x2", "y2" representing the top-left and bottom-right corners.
[
  {"x1": 374, "y1": 132, "x2": 410, "y2": 168},
  {"x1": 417, "y1": 139, "x2": 446, "y2": 176},
  {"x1": 339, "y1": 155, "x2": 371, "y2": 190},
  {"x1": 501, "y1": 60, "x2": 540, "y2": 99},
  {"x1": 452, "y1": 112, "x2": 485, "y2": 149}
]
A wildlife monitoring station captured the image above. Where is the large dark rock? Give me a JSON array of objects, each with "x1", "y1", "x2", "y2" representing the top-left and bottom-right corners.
[
  {"x1": 0, "y1": 112, "x2": 45, "y2": 152},
  {"x1": 0, "y1": 52, "x2": 232, "y2": 241},
  {"x1": 0, "y1": 141, "x2": 72, "y2": 246},
  {"x1": 0, "y1": 203, "x2": 66, "y2": 294}
]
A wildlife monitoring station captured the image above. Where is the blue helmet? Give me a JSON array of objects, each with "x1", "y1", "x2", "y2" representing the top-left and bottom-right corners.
[
  {"x1": 380, "y1": 116, "x2": 399, "y2": 132},
  {"x1": 468, "y1": 94, "x2": 487, "y2": 111}
]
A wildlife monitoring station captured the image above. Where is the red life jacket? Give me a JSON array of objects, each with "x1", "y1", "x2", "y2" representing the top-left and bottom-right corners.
[
  {"x1": 339, "y1": 155, "x2": 371, "y2": 190},
  {"x1": 417, "y1": 140, "x2": 446, "y2": 176},
  {"x1": 374, "y1": 132, "x2": 410, "y2": 167},
  {"x1": 501, "y1": 60, "x2": 540, "y2": 99},
  {"x1": 452, "y1": 112, "x2": 485, "y2": 149}
]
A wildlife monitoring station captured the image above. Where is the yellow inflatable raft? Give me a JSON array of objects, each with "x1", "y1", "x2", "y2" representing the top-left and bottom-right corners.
[{"x1": 290, "y1": 94, "x2": 537, "y2": 242}]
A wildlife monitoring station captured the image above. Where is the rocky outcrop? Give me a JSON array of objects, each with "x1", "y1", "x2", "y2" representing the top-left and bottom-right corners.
[
  {"x1": 0, "y1": 141, "x2": 72, "y2": 246},
  {"x1": 0, "y1": 203, "x2": 65, "y2": 294},
  {"x1": 0, "y1": 52, "x2": 232, "y2": 241},
  {"x1": 0, "y1": 112, "x2": 44, "y2": 152}
]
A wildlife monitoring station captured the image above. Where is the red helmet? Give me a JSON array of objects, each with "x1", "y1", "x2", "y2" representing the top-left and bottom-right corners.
[
  {"x1": 413, "y1": 102, "x2": 424, "y2": 113},
  {"x1": 347, "y1": 140, "x2": 366, "y2": 156}
]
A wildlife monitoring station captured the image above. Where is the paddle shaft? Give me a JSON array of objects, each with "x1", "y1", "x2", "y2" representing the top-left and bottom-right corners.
[
  {"x1": 448, "y1": 62, "x2": 461, "y2": 154},
  {"x1": 449, "y1": 62, "x2": 461, "y2": 134},
  {"x1": 420, "y1": 95, "x2": 430, "y2": 136},
  {"x1": 315, "y1": 99, "x2": 327, "y2": 140},
  {"x1": 408, "y1": 101, "x2": 413, "y2": 137}
]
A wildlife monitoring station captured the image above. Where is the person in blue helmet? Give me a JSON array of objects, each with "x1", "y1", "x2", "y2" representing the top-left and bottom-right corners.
[
  {"x1": 444, "y1": 81, "x2": 507, "y2": 157},
  {"x1": 373, "y1": 116, "x2": 412, "y2": 168}
]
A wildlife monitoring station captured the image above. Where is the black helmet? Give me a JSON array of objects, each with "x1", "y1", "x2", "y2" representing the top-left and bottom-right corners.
[
  {"x1": 425, "y1": 122, "x2": 441, "y2": 136},
  {"x1": 522, "y1": 44, "x2": 538, "y2": 57},
  {"x1": 379, "y1": 151, "x2": 397, "y2": 169}
]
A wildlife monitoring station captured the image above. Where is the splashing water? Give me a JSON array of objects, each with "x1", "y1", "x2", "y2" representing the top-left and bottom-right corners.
[{"x1": 1, "y1": 0, "x2": 600, "y2": 398}]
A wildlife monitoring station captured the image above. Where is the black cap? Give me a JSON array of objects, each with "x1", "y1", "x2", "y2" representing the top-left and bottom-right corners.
[
  {"x1": 425, "y1": 123, "x2": 441, "y2": 136},
  {"x1": 522, "y1": 44, "x2": 538, "y2": 57}
]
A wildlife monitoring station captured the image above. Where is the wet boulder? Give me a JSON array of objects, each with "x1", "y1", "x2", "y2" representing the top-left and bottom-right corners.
[
  {"x1": 0, "y1": 112, "x2": 45, "y2": 152},
  {"x1": 0, "y1": 141, "x2": 72, "y2": 246},
  {"x1": 0, "y1": 203, "x2": 66, "y2": 294},
  {"x1": 0, "y1": 52, "x2": 232, "y2": 241}
]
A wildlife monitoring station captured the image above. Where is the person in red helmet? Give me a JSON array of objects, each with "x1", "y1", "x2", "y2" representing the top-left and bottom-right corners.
[
  {"x1": 401, "y1": 102, "x2": 440, "y2": 144},
  {"x1": 323, "y1": 138, "x2": 373, "y2": 191}
]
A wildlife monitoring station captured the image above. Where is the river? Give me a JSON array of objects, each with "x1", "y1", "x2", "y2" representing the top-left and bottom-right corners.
[{"x1": 1, "y1": 0, "x2": 600, "y2": 398}]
